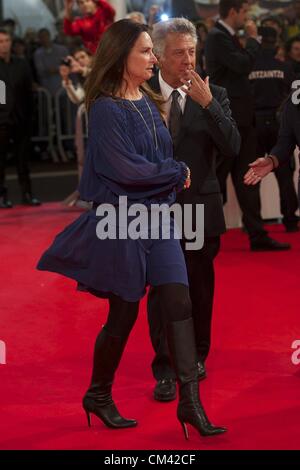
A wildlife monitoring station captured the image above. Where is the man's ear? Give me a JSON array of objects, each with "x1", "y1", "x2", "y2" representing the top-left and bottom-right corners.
[
  {"x1": 156, "y1": 55, "x2": 163, "y2": 70},
  {"x1": 228, "y1": 7, "x2": 236, "y2": 19}
]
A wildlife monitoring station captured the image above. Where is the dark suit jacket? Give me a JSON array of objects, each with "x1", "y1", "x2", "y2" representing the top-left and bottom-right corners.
[
  {"x1": 205, "y1": 21, "x2": 260, "y2": 127},
  {"x1": 149, "y1": 74, "x2": 241, "y2": 237},
  {"x1": 271, "y1": 97, "x2": 300, "y2": 165}
]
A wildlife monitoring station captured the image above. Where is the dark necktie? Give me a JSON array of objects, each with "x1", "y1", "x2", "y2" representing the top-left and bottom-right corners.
[
  {"x1": 232, "y1": 34, "x2": 242, "y2": 50},
  {"x1": 168, "y1": 90, "x2": 182, "y2": 144}
]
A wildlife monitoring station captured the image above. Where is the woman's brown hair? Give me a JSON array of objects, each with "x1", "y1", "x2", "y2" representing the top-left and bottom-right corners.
[{"x1": 84, "y1": 19, "x2": 164, "y2": 115}]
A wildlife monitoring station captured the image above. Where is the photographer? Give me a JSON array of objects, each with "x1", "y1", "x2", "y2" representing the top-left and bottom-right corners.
[
  {"x1": 60, "y1": 48, "x2": 92, "y2": 105},
  {"x1": 59, "y1": 48, "x2": 92, "y2": 206}
]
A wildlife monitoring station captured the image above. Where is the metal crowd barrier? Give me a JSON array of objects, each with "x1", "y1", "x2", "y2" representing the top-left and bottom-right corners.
[
  {"x1": 55, "y1": 87, "x2": 79, "y2": 162},
  {"x1": 31, "y1": 87, "x2": 58, "y2": 163},
  {"x1": 31, "y1": 87, "x2": 88, "y2": 165}
]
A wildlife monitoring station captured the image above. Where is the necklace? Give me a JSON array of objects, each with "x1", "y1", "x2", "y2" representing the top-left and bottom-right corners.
[{"x1": 129, "y1": 96, "x2": 158, "y2": 151}]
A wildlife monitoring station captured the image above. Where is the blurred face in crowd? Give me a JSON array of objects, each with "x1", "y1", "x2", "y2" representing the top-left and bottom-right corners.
[
  {"x1": 158, "y1": 33, "x2": 196, "y2": 88},
  {"x1": 77, "y1": 0, "x2": 98, "y2": 16},
  {"x1": 262, "y1": 20, "x2": 281, "y2": 37},
  {"x1": 128, "y1": 13, "x2": 146, "y2": 25},
  {"x1": 38, "y1": 30, "x2": 51, "y2": 48},
  {"x1": 124, "y1": 32, "x2": 158, "y2": 86},
  {"x1": 231, "y1": 3, "x2": 249, "y2": 31},
  {"x1": 13, "y1": 41, "x2": 26, "y2": 57},
  {"x1": 196, "y1": 24, "x2": 208, "y2": 44},
  {"x1": 74, "y1": 50, "x2": 92, "y2": 67},
  {"x1": 0, "y1": 32, "x2": 12, "y2": 58},
  {"x1": 275, "y1": 46, "x2": 285, "y2": 62},
  {"x1": 289, "y1": 40, "x2": 300, "y2": 62},
  {"x1": 24, "y1": 28, "x2": 37, "y2": 43},
  {"x1": 295, "y1": 1, "x2": 300, "y2": 19}
]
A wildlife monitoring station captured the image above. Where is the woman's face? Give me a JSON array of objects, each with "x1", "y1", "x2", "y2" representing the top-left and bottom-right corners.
[
  {"x1": 77, "y1": 0, "x2": 98, "y2": 16},
  {"x1": 124, "y1": 32, "x2": 158, "y2": 85},
  {"x1": 74, "y1": 50, "x2": 92, "y2": 67}
]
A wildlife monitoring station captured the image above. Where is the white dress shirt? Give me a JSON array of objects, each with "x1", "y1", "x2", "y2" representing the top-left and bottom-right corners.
[
  {"x1": 158, "y1": 71, "x2": 188, "y2": 127},
  {"x1": 218, "y1": 19, "x2": 236, "y2": 36}
]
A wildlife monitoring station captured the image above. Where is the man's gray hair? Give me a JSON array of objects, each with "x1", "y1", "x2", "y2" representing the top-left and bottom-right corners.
[{"x1": 152, "y1": 18, "x2": 198, "y2": 58}]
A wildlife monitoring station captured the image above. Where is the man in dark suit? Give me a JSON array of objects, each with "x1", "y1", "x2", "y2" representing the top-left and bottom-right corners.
[
  {"x1": 0, "y1": 28, "x2": 40, "y2": 208},
  {"x1": 205, "y1": 0, "x2": 290, "y2": 251},
  {"x1": 244, "y1": 93, "x2": 300, "y2": 209},
  {"x1": 147, "y1": 18, "x2": 241, "y2": 401}
]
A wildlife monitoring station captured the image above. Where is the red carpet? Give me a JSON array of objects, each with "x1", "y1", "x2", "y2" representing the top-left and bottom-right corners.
[{"x1": 0, "y1": 203, "x2": 300, "y2": 450}]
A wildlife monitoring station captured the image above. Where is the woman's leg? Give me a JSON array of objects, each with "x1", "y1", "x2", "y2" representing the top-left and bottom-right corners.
[
  {"x1": 83, "y1": 294, "x2": 139, "y2": 429},
  {"x1": 156, "y1": 283, "x2": 227, "y2": 438}
]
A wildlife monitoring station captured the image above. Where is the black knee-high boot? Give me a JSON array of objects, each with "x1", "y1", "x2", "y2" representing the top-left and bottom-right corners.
[
  {"x1": 167, "y1": 318, "x2": 226, "y2": 438},
  {"x1": 82, "y1": 327, "x2": 137, "y2": 429}
]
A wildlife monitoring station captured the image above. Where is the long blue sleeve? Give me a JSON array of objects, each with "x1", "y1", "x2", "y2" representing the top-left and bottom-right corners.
[{"x1": 79, "y1": 97, "x2": 187, "y2": 202}]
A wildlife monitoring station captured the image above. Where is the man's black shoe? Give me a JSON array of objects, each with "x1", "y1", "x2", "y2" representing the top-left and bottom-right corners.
[
  {"x1": 250, "y1": 236, "x2": 291, "y2": 251},
  {"x1": 284, "y1": 223, "x2": 299, "y2": 233},
  {"x1": 0, "y1": 195, "x2": 13, "y2": 209},
  {"x1": 197, "y1": 361, "x2": 207, "y2": 381},
  {"x1": 153, "y1": 379, "x2": 176, "y2": 402},
  {"x1": 22, "y1": 193, "x2": 41, "y2": 206}
]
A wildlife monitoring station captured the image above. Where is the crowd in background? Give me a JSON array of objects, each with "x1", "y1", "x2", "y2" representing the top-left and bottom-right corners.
[
  {"x1": 1, "y1": 0, "x2": 300, "y2": 210},
  {"x1": 1, "y1": 1, "x2": 300, "y2": 97}
]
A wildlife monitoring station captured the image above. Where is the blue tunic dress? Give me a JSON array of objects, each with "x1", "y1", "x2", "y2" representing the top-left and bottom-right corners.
[{"x1": 37, "y1": 95, "x2": 189, "y2": 301}]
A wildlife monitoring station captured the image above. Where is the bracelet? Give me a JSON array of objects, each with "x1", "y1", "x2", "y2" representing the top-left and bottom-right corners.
[{"x1": 184, "y1": 166, "x2": 191, "y2": 189}]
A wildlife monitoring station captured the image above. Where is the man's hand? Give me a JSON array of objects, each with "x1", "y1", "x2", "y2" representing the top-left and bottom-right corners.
[
  {"x1": 149, "y1": 4, "x2": 161, "y2": 16},
  {"x1": 245, "y1": 20, "x2": 258, "y2": 39},
  {"x1": 181, "y1": 70, "x2": 212, "y2": 109},
  {"x1": 64, "y1": 0, "x2": 73, "y2": 8},
  {"x1": 244, "y1": 157, "x2": 273, "y2": 185},
  {"x1": 59, "y1": 65, "x2": 70, "y2": 83},
  {"x1": 64, "y1": 0, "x2": 74, "y2": 19}
]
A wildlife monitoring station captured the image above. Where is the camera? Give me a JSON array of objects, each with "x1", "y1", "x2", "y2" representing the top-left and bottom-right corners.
[{"x1": 61, "y1": 58, "x2": 71, "y2": 67}]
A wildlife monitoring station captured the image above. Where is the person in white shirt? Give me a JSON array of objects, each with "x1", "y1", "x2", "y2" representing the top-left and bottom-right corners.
[{"x1": 59, "y1": 47, "x2": 92, "y2": 206}]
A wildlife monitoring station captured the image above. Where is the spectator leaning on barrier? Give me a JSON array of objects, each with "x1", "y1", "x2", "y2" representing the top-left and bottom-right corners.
[
  {"x1": 59, "y1": 47, "x2": 92, "y2": 207},
  {"x1": 63, "y1": 0, "x2": 115, "y2": 54}
]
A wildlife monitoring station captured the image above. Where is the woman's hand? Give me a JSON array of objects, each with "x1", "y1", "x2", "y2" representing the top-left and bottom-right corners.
[
  {"x1": 66, "y1": 55, "x2": 84, "y2": 74},
  {"x1": 244, "y1": 157, "x2": 274, "y2": 185},
  {"x1": 181, "y1": 70, "x2": 212, "y2": 109}
]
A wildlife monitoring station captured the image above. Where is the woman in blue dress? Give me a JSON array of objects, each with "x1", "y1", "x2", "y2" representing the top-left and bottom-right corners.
[{"x1": 37, "y1": 19, "x2": 226, "y2": 439}]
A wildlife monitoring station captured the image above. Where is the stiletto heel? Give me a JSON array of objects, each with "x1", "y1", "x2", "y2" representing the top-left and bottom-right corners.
[
  {"x1": 180, "y1": 421, "x2": 189, "y2": 440},
  {"x1": 85, "y1": 410, "x2": 91, "y2": 427},
  {"x1": 82, "y1": 396, "x2": 137, "y2": 429},
  {"x1": 82, "y1": 329, "x2": 137, "y2": 430},
  {"x1": 167, "y1": 318, "x2": 227, "y2": 439}
]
